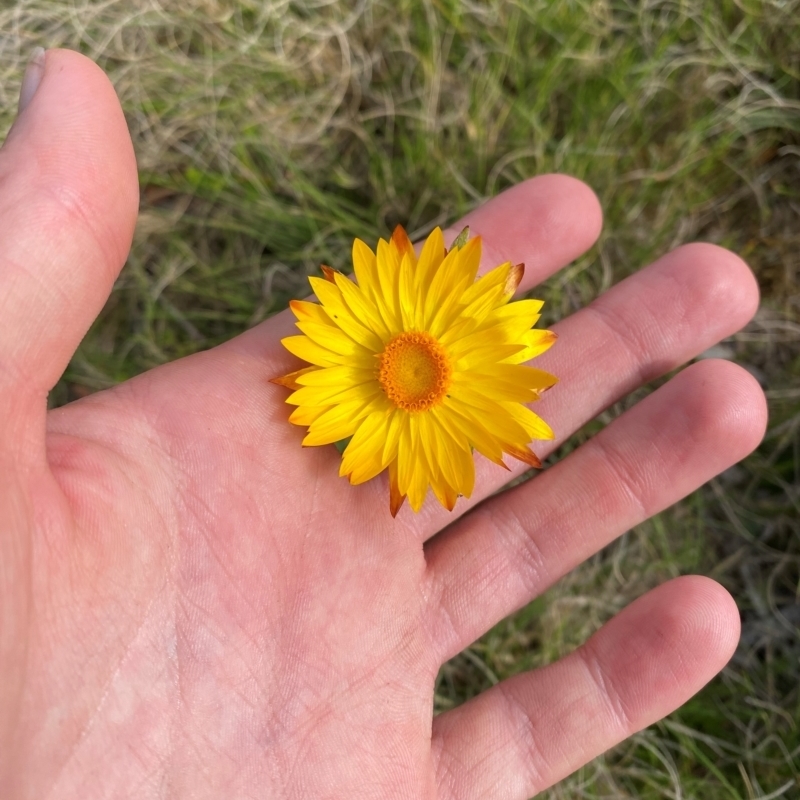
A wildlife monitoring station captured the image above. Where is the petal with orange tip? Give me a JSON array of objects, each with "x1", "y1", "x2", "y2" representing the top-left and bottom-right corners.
[
  {"x1": 504, "y1": 443, "x2": 543, "y2": 469},
  {"x1": 503, "y1": 263, "x2": 525, "y2": 300},
  {"x1": 390, "y1": 224, "x2": 415, "y2": 261},
  {"x1": 270, "y1": 366, "x2": 319, "y2": 390},
  {"x1": 388, "y1": 459, "x2": 406, "y2": 517}
]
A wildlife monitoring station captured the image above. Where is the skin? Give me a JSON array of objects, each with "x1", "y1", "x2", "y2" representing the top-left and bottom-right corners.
[{"x1": 0, "y1": 50, "x2": 767, "y2": 800}]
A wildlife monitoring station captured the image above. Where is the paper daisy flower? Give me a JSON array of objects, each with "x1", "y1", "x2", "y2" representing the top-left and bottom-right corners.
[{"x1": 272, "y1": 225, "x2": 557, "y2": 516}]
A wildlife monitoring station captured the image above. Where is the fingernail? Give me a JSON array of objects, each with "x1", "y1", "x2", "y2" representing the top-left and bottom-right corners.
[{"x1": 18, "y1": 47, "x2": 46, "y2": 114}]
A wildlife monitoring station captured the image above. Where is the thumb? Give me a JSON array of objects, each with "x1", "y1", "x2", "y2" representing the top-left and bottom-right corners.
[{"x1": 0, "y1": 49, "x2": 138, "y2": 428}]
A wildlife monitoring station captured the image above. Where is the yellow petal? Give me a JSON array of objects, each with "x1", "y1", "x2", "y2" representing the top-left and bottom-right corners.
[
  {"x1": 308, "y1": 277, "x2": 385, "y2": 351},
  {"x1": 416, "y1": 411, "x2": 439, "y2": 468},
  {"x1": 451, "y1": 436, "x2": 476, "y2": 498},
  {"x1": 288, "y1": 404, "x2": 330, "y2": 426},
  {"x1": 451, "y1": 371, "x2": 540, "y2": 404},
  {"x1": 448, "y1": 300, "x2": 543, "y2": 352},
  {"x1": 440, "y1": 401, "x2": 506, "y2": 468},
  {"x1": 429, "y1": 404, "x2": 471, "y2": 450},
  {"x1": 287, "y1": 380, "x2": 380, "y2": 408},
  {"x1": 381, "y1": 409, "x2": 404, "y2": 469},
  {"x1": 353, "y1": 238, "x2": 397, "y2": 332},
  {"x1": 453, "y1": 269, "x2": 512, "y2": 329},
  {"x1": 333, "y1": 271, "x2": 391, "y2": 341},
  {"x1": 404, "y1": 417, "x2": 436, "y2": 511},
  {"x1": 281, "y1": 335, "x2": 342, "y2": 368},
  {"x1": 419, "y1": 413, "x2": 460, "y2": 503},
  {"x1": 502, "y1": 402, "x2": 555, "y2": 440},
  {"x1": 425, "y1": 240, "x2": 484, "y2": 336},
  {"x1": 455, "y1": 259, "x2": 511, "y2": 307},
  {"x1": 397, "y1": 413, "x2": 416, "y2": 496},
  {"x1": 504, "y1": 330, "x2": 557, "y2": 363},
  {"x1": 407, "y1": 457, "x2": 429, "y2": 512},
  {"x1": 295, "y1": 321, "x2": 376, "y2": 362},
  {"x1": 289, "y1": 299, "x2": 332, "y2": 325},
  {"x1": 398, "y1": 251, "x2": 417, "y2": 329},
  {"x1": 375, "y1": 237, "x2": 402, "y2": 330},
  {"x1": 295, "y1": 365, "x2": 376, "y2": 388},
  {"x1": 415, "y1": 226, "x2": 445, "y2": 297},
  {"x1": 341, "y1": 405, "x2": 393, "y2": 484},
  {"x1": 454, "y1": 235, "x2": 482, "y2": 286},
  {"x1": 427, "y1": 285, "x2": 467, "y2": 340},
  {"x1": 352, "y1": 238, "x2": 379, "y2": 301},
  {"x1": 472, "y1": 363, "x2": 559, "y2": 392},
  {"x1": 303, "y1": 397, "x2": 378, "y2": 446},
  {"x1": 416, "y1": 422, "x2": 454, "y2": 511},
  {"x1": 422, "y1": 246, "x2": 461, "y2": 329},
  {"x1": 448, "y1": 388, "x2": 531, "y2": 447},
  {"x1": 452, "y1": 343, "x2": 527, "y2": 371},
  {"x1": 493, "y1": 297, "x2": 544, "y2": 325},
  {"x1": 431, "y1": 406, "x2": 476, "y2": 497}
]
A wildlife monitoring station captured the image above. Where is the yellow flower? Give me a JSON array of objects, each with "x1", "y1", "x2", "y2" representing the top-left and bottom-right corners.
[{"x1": 272, "y1": 225, "x2": 557, "y2": 516}]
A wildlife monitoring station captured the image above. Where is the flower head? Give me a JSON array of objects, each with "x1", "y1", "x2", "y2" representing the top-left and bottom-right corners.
[{"x1": 272, "y1": 225, "x2": 557, "y2": 515}]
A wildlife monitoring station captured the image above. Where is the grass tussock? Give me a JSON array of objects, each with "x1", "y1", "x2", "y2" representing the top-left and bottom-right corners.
[{"x1": 1, "y1": 1, "x2": 799, "y2": 797}]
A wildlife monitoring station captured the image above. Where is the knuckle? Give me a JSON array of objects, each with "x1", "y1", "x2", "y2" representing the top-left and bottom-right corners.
[
  {"x1": 499, "y1": 682, "x2": 550, "y2": 791},
  {"x1": 578, "y1": 639, "x2": 634, "y2": 734},
  {"x1": 486, "y1": 504, "x2": 548, "y2": 599}
]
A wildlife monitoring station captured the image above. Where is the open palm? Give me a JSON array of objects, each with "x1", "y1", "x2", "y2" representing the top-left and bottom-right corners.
[{"x1": 1, "y1": 51, "x2": 767, "y2": 800}]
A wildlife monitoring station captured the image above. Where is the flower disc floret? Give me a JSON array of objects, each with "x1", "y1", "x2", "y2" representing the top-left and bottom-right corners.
[{"x1": 378, "y1": 331, "x2": 451, "y2": 412}]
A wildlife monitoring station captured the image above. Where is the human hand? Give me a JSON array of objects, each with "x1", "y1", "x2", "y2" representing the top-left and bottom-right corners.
[{"x1": 0, "y1": 51, "x2": 767, "y2": 799}]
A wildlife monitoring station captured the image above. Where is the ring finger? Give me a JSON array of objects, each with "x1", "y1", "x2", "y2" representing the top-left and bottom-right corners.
[{"x1": 424, "y1": 357, "x2": 766, "y2": 661}]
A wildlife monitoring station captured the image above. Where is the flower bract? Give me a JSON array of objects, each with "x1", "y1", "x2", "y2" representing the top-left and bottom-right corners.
[{"x1": 272, "y1": 225, "x2": 558, "y2": 515}]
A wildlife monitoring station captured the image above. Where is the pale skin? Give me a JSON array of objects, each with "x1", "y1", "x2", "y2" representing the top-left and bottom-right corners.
[{"x1": 0, "y1": 50, "x2": 768, "y2": 800}]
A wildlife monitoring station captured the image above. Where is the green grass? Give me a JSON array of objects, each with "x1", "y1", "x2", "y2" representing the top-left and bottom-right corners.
[{"x1": 2, "y1": 0, "x2": 799, "y2": 797}]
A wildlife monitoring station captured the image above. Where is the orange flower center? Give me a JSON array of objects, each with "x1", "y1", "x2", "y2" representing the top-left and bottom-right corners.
[{"x1": 377, "y1": 331, "x2": 452, "y2": 412}]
